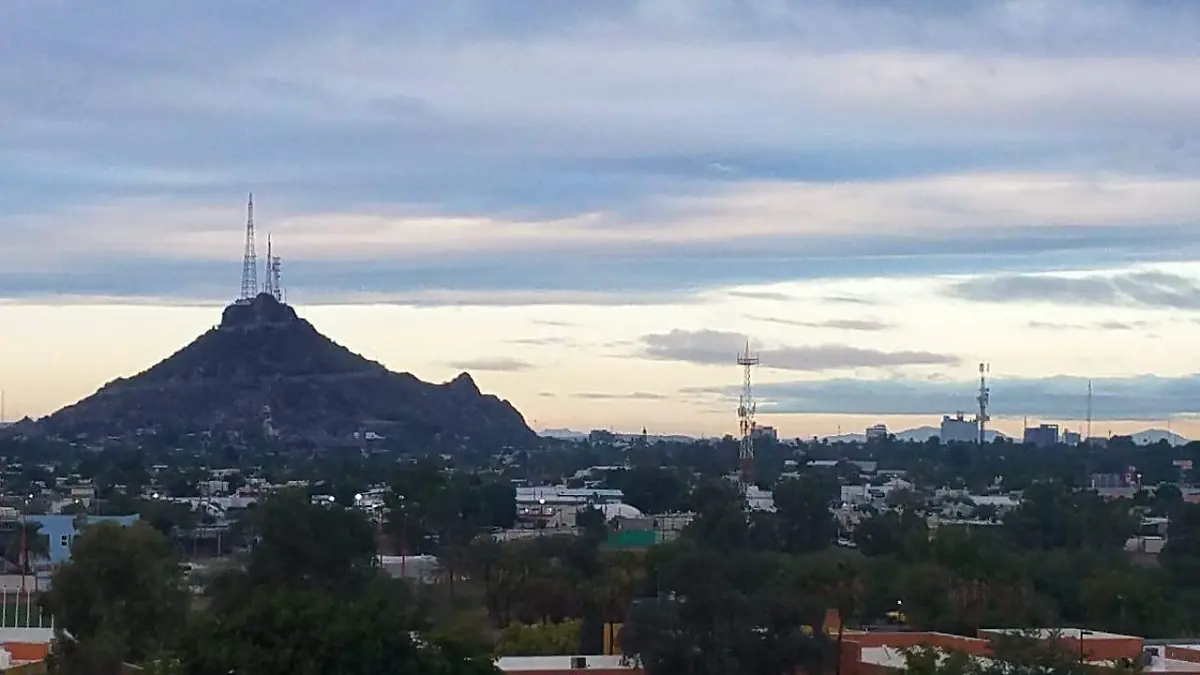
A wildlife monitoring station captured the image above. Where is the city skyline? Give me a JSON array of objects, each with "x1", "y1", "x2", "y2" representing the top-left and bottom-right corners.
[{"x1": 3, "y1": 1, "x2": 1200, "y2": 437}]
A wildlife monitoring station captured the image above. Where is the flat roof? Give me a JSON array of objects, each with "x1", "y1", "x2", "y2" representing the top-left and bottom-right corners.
[
  {"x1": 496, "y1": 655, "x2": 632, "y2": 671},
  {"x1": 980, "y1": 628, "x2": 1137, "y2": 641}
]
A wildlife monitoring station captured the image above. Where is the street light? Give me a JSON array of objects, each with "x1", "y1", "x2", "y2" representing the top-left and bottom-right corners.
[{"x1": 1079, "y1": 629, "x2": 1093, "y2": 662}]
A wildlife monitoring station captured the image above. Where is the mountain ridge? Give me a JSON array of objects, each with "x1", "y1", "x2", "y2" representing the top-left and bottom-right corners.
[{"x1": 42, "y1": 293, "x2": 535, "y2": 450}]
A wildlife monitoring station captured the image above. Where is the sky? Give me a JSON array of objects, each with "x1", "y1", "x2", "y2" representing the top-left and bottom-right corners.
[{"x1": 3, "y1": 0, "x2": 1200, "y2": 439}]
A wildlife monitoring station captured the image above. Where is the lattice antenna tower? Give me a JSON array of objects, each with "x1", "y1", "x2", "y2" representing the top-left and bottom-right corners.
[
  {"x1": 271, "y1": 248, "x2": 283, "y2": 302},
  {"x1": 737, "y1": 339, "x2": 760, "y2": 493},
  {"x1": 976, "y1": 362, "x2": 990, "y2": 446},
  {"x1": 1086, "y1": 379, "x2": 1093, "y2": 440},
  {"x1": 263, "y1": 234, "x2": 275, "y2": 299},
  {"x1": 263, "y1": 234, "x2": 283, "y2": 302},
  {"x1": 239, "y1": 193, "x2": 258, "y2": 301}
]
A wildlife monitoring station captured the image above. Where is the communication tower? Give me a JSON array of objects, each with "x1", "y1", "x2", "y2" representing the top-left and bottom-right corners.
[
  {"x1": 239, "y1": 193, "x2": 259, "y2": 301},
  {"x1": 976, "y1": 362, "x2": 990, "y2": 445},
  {"x1": 1086, "y1": 379, "x2": 1093, "y2": 440},
  {"x1": 737, "y1": 340, "x2": 760, "y2": 492},
  {"x1": 263, "y1": 234, "x2": 275, "y2": 299},
  {"x1": 263, "y1": 234, "x2": 283, "y2": 302}
]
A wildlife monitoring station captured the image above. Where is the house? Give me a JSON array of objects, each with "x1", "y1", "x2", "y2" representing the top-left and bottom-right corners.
[{"x1": 23, "y1": 515, "x2": 139, "y2": 564}]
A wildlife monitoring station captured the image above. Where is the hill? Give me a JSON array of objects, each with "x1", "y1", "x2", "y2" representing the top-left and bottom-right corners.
[{"x1": 41, "y1": 293, "x2": 535, "y2": 450}]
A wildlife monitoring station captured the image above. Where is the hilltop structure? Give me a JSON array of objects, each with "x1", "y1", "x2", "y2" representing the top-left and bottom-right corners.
[{"x1": 40, "y1": 196, "x2": 535, "y2": 450}]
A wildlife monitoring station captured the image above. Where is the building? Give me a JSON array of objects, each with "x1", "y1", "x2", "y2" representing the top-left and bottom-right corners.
[
  {"x1": 837, "y1": 625, "x2": 1194, "y2": 675},
  {"x1": 23, "y1": 515, "x2": 139, "y2": 564},
  {"x1": 1090, "y1": 473, "x2": 1128, "y2": 489},
  {"x1": 497, "y1": 655, "x2": 636, "y2": 675},
  {"x1": 515, "y1": 486, "x2": 626, "y2": 527},
  {"x1": 753, "y1": 425, "x2": 778, "y2": 441},
  {"x1": 1063, "y1": 430, "x2": 1082, "y2": 446},
  {"x1": 1023, "y1": 424, "x2": 1060, "y2": 448},
  {"x1": 866, "y1": 424, "x2": 889, "y2": 441},
  {"x1": 940, "y1": 413, "x2": 979, "y2": 444}
]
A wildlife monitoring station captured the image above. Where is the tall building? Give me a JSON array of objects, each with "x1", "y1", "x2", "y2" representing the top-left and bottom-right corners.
[
  {"x1": 1023, "y1": 424, "x2": 1060, "y2": 448},
  {"x1": 940, "y1": 413, "x2": 979, "y2": 444},
  {"x1": 865, "y1": 424, "x2": 888, "y2": 441},
  {"x1": 753, "y1": 425, "x2": 778, "y2": 441}
]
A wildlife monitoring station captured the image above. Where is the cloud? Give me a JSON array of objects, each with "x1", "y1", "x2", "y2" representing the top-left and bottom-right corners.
[
  {"x1": 1027, "y1": 319, "x2": 1156, "y2": 331},
  {"x1": 823, "y1": 295, "x2": 877, "y2": 306},
  {"x1": 686, "y1": 373, "x2": 1200, "y2": 420},
  {"x1": 568, "y1": 391, "x2": 669, "y2": 401},
  {"x1": 445, "y1": 357, "x2": 535, "y2": 372},
  {"x1": 507, "y1": 336, "x2": 579, "y2": 347},
  {"x1": 755, "y1": 317, "x2": 892, "y2": 331},
  {"x1": 949, "y1": 271, "x2": 1200, "y2": 309},
  {"x1": 639, "y1": 329, "x2": 957, "y2": 371},
  {"x1": 5, "y1": 2, "x2": 1200, "y2": 303}
]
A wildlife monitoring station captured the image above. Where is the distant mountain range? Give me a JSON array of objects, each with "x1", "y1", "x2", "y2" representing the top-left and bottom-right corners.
[
  {"x1": 540, "y1": 428, "x2": 697, "y2": 443},
  {"x1": 820, "y1": 427, "x2": 1009, "y2": 444},
  {"x1": 542, "y1": 426, "x2": 1190, "y2": 445}
]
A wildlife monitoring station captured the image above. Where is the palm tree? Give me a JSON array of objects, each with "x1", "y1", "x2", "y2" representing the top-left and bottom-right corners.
[{"x1": 5, "y1": 521, "x2": 50, "y2": 580}]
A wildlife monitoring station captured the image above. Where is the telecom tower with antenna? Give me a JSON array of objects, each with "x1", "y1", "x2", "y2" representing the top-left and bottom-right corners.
[
  {"x1": 737, "y1": 340, "x2": 760, "y2": 493},
  {"x1": 1086, "y1": 379, "x2": 1093, "y2": 441},
  {"x1": 239, "y1": 193, "x2": 258, "y2": 302},
  {"x1": 976, "y1": 362, "x2": 990, "y2": 446},
  {"x1": 263, "y1": 234, "x2": 283, "y2": 302}
]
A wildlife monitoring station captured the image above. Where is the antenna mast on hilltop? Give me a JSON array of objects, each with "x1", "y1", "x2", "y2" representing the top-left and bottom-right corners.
[
  {"x1": 737, "y1": 339, "x2": 760, "y2": 494},
  {"x1": 239, "y1": 193, "x2": 258, "y2": 301},
  {"x1": 263, "y1": 234, "x2": 274, "y2": 299},
  {"x1": 263, "y1": 234, "x2": 283, "y2": 302},
  {"x1": 272, "y1": 248, "x2": 282, "y2": 302},
  {"x1": 976, "y1": 362, "x2": 990, "y2": 446}
]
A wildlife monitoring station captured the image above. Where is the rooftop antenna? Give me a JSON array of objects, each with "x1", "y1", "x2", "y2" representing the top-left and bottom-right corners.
[
  {"x1": 1086, "y1": 379, "x2": 1093, "y2": 440},
  {"x1": 976, "y1": 362, "x2": 990, "y2": 446},
  {"x1": 239, "y1": 193, "x2": 258, "y2": 301},
  {"x1": 737, "y1": 339, "x2": 760, "y2": 495},
  {"x1": 1, "y1": 390, "x2": 5, "y2": 424}
]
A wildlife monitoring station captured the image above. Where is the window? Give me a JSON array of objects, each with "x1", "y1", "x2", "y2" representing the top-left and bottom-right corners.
[{"x1": 60, "y1": 534, "x2": 70, "y2": 548}]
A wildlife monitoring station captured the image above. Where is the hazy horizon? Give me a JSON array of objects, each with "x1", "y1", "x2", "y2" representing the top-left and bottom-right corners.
[{"x1": 4, "y1": 1, "x2": 1200, "y2": 439}]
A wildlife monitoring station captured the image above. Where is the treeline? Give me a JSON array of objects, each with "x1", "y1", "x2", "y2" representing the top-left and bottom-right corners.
[{"x1": 40, "y1": 490, "x2": 499, "y2": 675}]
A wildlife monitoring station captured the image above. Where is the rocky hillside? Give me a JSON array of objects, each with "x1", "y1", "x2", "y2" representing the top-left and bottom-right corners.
[{"x1": 42, "y1": 294, "x2": 535, "y2": 450}]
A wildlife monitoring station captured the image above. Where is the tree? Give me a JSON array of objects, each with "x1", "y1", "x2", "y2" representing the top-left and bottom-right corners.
[
  {"x1": 683, "y1": 480, "x2": 750, "y2": 550},
  {"x1": 42, "y1": 521, "x2": 188, "y2": 675},
  {"x1": 576, "y1": 505, "x2": 608, "y2": 543},
  {"x1": 899, "y1": 630, "x2": 1142, "y2": 675},
  {"x1": 772, "y1": 476, "x2": 837, "y2": 554},
  {"x1": 244, "y1": 490, "x2": 378, "y2": 596},
  {"x1": 1004, "y1": 482, "x2": 1133, "y2": 552},
  {"x1": 854, "y1": 510, "x2": 929, "y2": 560},
  {"x1": 179, "y1": 581, "x2": 500, "y2": 675},
  {"x1": 5, "y1": 521, "x2": 49, "y2": 573},
  {"x1": 622, "y1": 541, "x2": 830, "y2": 675},
  {"x1": 494, "y1": 620, "x2": 582, "y2": 656}
]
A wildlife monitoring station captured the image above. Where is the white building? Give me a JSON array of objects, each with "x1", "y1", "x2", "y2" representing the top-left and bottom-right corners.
[{"x1": 941, "y1": 413, "x2": 979, "y2": 443}]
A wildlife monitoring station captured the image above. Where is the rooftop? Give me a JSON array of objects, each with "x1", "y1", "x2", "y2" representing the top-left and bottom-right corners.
[{"x1": 496, "y1": 655, "x2": 633, "y2": 672}]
